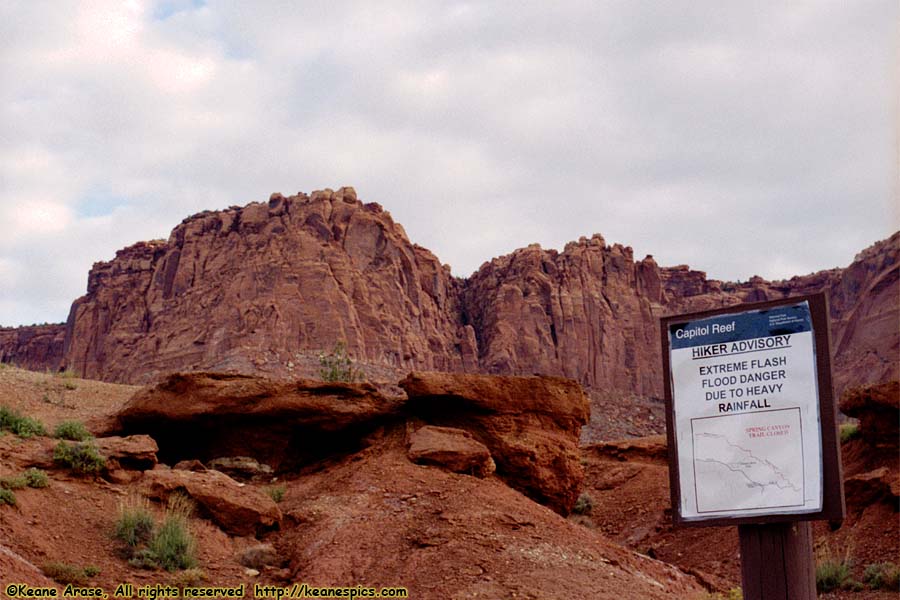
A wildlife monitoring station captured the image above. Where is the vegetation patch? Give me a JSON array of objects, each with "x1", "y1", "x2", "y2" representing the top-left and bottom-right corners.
[
  {"x1": 0, "y1": 474, "x2": 28, "y2": 490},
  {"x1": 265, "y1": 485, "x2": 286, "y2": 503},
  {"x1": 816, "y1": 545, "x2": 857, "y2": 592},
  {"x1": 0, "y1": 406, "x2": 46, "y2": 438},
  {"x1": 318, "y1": 342, "x2": 365, "y2": 382},
  {"x1": 54, "y1": 420, "x2": 94, "y2": 441},
  {"x1": 572, "y1": 492, "x2": 594, "y2": 515},
  {"x1": 863, "y1": 562, "x2": 900, "y2": 590},
  {"x1": 53, "y1": 441, "x2": 106, "y2": 474},
  {"x1": 0, "y1": 488, "x2": 16, "y2": 506},
  {"x1": 839, "y1": 422, "x2": 860, "y2": 443},
  {"x1": 23, "y1": 468, "x2": 49, "y2": 488},
  {"x1": 118, "y1": 493, "x2": 198, "y2": 572},
  {"x1": 41, "y1": 562, "x2": 100, "y2": 586},
  {"x1": 114, "y1": 495, "x2": 155, "y2": 548}
]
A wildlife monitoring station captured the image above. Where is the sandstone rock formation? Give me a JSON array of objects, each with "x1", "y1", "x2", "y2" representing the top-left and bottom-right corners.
[
  {"x1": 401, "y1": 371, "x2": 589, "y2": 515},
  {"x1": 463, "y1": 231, "x2": 899, "y2": 399},
  {"x1": 840, "y1": 380, "x2": 899, "y2": 446},
  {"x1": 142, "y1": 468, "x2": 281, "y2": 536},
  {"x1": 0, "y1": 324, "x2": 65, "y2": 372},
  {"x1": 107, "y1": 372, "x2": 403, "y2": 470},
  {"x1": 18, "y1": 434, "x2": 157, "y2": 473},
  {"x1": 0, "y1": 188, "x2": 895, "y2": 403},
  {"x1": 60, "y1": 189, "x2": 474, "y2": 384},
  {"x1": 407, "y1": 425, "x2": 495, "y2": 478}
]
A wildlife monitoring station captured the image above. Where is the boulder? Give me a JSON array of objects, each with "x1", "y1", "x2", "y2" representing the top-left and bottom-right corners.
[
  {"x1": 400, "y1": 372, "x2": 589, "y2": 514},
  {"x1": 107, "y1": 372, "x2": 402, "y2": 470},
  {"x1": 208, "y1": 456, "x2": 273, "y2": 481},
  {"x1": 142, "y1": 469, "x2": 281, "y2": 536},
  {"x1": 840, "y1": 381, "x2": 899, "y2": 445},
  {"x1": 18, "y1": 435, "x2": 157, "y2": 472},
  {"x1": 407, "y1": 425, "x2": 495, "y2": 478},
  {"x1": 844, "y1": 467, "x2": 900, "y2": 510},
  {"x1": 93, "y1": 435, "x2": 158, "y2": 470},
  {"x1": 173, "y1": 459, "x2": 207, "y2": 472}
]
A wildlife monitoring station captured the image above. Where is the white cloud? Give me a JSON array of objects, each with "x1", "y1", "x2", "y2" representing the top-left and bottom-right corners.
[{"x1": 0, "y1": 0, "x2": 897, "y2": 326}]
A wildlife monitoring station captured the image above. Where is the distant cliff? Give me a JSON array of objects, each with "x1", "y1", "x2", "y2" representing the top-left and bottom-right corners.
[
  {"x1": 1, "y1": 187, "x2": 896, "y2": 399},
  {"x1": 0, "y1": 324, "x2": 65, "y2": 373}
]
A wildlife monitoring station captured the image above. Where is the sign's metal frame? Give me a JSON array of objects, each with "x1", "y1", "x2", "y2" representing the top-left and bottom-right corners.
[{"x1": 661, "y1": 292, "x2": 845, "y2": 527}]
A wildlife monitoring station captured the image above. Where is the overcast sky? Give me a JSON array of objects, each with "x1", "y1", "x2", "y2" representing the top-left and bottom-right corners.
[{"x1": 1, "y1": 1, "x2": 897, "y2": 327}]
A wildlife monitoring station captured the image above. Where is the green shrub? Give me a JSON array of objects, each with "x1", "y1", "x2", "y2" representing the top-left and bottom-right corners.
[
  {"x1": 0, "y1": 475, "x2": 27, "y2": 490},
  {"x1": 839, "y1": 422, "x2": 860, "y2": 443},
  {"x1": 147, "y1": 495, "x2": 198, "y2": 571},
  {"x1": 318, "y1": 342, "x2": 364, "y2": 382},
  {"x1": 114, "y1": 496, "x2": 155, "y2": 547},
  {"x1": 128, "y1": 548, "x2": 159, "y2": 570},
  {"x1": 265, "y1": 485, "x2": 286, "y2": 503},
  {"x1": 41, "y1": 562, "x2": 88, "y2": 585},
  {"x1": 572, "y1": 492, "x2": 594, "y2": 515},
  {"x1": 0, "y1": 406, "x2": 46, "y2": 438},
  {"x1": 54, "y1": 420, "x2": 93, "y2": 441},
  {"x1": 121, "y1": 494, "x2": 198, "y2": 572},
  {"x1": 53, "y1": 441, "x2": 106, "y2": 474},
  {"x1": 0, "y1": 488, "x2": 16, "y2": 506},
  {"x1": 176, "y1": 568, "x2": 208, "y2": 587},
  {"x1": 23, "y1": 468, "x2": 49, "y2": 488},
  {"x1": 863, "y1": 562, "x2": 900, "y2": 590},
  {"x1": 816, "y1": 554, "x2": 853, "y2": 592},
  {"x1": 83, "y1": 565, "x2": 100, "y2": 578}
]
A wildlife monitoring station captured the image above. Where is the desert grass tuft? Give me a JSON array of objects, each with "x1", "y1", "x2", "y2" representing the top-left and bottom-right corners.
[
  {"x1": 148, "y1": 494, "x2": 198, "y2": 571},
  {"x1": 114, "y1": 494, "x2": 155, "y2": 548},
  {"x1": 863, "y1": 562, "x2": 900, "y2": 590}
]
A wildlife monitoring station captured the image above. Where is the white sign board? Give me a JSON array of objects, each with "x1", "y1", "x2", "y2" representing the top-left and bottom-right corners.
[{"x1": 667, "y1": 301, "x2": 823, "y2": 522}]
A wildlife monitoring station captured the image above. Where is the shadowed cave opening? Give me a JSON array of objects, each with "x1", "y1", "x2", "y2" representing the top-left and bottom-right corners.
[{"x1": 123, "y1": 416, "x2": 394, "y2": 474}]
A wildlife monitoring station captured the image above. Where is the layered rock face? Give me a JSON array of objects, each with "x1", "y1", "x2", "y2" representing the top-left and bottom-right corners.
[
  {"x1": 106, "y1": 371, "x2": 403, "y2": 470},
  {"x1": 0, "y1": 324, "x2": 65, "y2": 372},
  {"x1": 401, "y1": 371, "x2": 589, "y2": 514},
  {"x1": 3, "y1": 188, "x2": 896, "y2": 401},
  {"x1": 463, "y1": 231, "x2": 898, "y2": 398},
  {"x1": 61, "y1": 188, "x2": 475, "y2": 384}
]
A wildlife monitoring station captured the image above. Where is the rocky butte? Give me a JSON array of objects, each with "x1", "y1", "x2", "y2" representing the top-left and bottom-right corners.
[{"x1": 1, "y1": 187, "x2": 897, "y2": 400}]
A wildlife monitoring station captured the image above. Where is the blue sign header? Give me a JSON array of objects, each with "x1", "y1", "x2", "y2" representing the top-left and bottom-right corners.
[{"x1": 669, "y1": 301, "x2": 812, "y2": 350}]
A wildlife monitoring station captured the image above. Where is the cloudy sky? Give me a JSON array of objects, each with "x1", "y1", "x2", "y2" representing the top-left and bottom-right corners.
[{"x1": 1, "y1": 1, "x2": 897, "y2": 327}]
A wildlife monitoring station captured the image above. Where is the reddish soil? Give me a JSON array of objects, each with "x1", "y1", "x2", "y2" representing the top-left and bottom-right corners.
[
  {"x1": 2, "y1": 365, "x2": 896, "y2": 599},
  {"x1": 0, "y1": 367, "x2": 705, "y2": 599},
  {"x1": 580, "y1": 434, "x2": 899, "y2": 599}
]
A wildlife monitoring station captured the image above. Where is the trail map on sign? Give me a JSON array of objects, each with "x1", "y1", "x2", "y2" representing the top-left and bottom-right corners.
[
  {"x1": 692, "y1": 408, "x2": 804, "y2": 513},
  {"x1": 668, "y1": 301, "x2": 823, "y2": 521}
]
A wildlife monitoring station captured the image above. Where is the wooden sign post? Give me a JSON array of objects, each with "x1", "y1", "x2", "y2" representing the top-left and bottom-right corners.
[{"x1": 661, "y1": 293, "x2": 845, "y2": 600}]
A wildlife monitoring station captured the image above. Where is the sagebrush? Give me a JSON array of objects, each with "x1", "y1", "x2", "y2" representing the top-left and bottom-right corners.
[
  {"x1": 54, "y1": 420, "x2": 93, "y2": 441},
  {"x1": 53, "y1": 441, "x2": 106, "y2": 474}
]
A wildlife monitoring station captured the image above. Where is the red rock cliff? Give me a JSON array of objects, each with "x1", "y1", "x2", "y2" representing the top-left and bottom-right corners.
[
  {"x1": 61, "y1": 188, "x2": 475, "y2": 383},
  {"x1": 0, "y1": 324, "x2": 66, "y2": 372},
  {"x1": 5, "y1": 188, "x2": 896, "y2": 399}
]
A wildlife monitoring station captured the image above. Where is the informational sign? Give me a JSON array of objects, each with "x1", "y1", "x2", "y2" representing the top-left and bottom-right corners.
[{"x1": 661, "y1": 294, "x2": 845, "y2": 526}]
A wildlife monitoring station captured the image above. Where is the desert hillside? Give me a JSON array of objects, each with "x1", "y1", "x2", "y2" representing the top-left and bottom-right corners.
[{"x1": 0, "y1": 365, "x2": 709, "y2": 599}]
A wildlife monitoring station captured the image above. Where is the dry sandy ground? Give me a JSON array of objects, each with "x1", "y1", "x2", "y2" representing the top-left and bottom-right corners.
[{"x1": 0, "y1": 366, "x2": 704, "y2": 599}]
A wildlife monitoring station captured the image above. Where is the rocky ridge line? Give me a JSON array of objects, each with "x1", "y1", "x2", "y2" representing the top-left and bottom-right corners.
[{"x1": 1, "y1": 188, "x2": 896, "y2": 401}]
